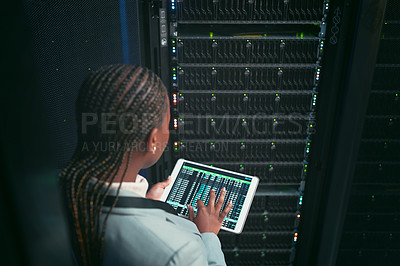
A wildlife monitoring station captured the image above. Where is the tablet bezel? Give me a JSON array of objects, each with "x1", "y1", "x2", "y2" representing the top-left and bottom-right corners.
[{"x1": 161, "y1": 159, "x2": 259, "y2": 234}]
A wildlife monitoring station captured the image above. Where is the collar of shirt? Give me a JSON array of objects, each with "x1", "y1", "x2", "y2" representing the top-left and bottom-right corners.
[
  {"x1": 90, "y1": 175, "x2": 149, "y2": 198},
  {"x1": 109, "y1": 174, "x2": 149, "y2": 198}
]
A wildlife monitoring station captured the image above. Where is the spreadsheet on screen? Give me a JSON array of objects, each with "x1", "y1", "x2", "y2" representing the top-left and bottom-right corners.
[{"x1": 166, "y1": 162, "x2": 252, "y2": 230}]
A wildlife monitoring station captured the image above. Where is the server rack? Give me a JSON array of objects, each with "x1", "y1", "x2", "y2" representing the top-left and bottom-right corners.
[
  {"x1": 138, "y1": 0, "x2": 358, "y2": 265},
  {"x1": 335, "y1": 0, "x2": 399, "y2": 265}
]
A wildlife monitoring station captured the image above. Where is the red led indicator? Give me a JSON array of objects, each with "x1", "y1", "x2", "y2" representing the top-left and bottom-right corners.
[{"x1": 172, "y1": 93, "x2": 178, "y2": 105}]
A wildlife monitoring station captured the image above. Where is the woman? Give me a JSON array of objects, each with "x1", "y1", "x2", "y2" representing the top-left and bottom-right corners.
[{"x1": 60, "y1": 64, "x2": 232, "y2": 266}]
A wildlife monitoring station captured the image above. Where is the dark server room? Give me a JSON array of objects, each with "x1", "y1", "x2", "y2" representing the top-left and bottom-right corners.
[{"x1": 1, "y1": 0, "x2": 399, "y2": 265}]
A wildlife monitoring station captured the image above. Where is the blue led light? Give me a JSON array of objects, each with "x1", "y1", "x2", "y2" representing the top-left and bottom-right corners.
[{"x1": 172, "y1": 6, "x2": 175, "y2": 9}]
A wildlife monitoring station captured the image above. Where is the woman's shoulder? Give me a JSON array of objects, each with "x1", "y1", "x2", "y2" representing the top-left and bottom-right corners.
[{"x1": 103, "y1": 209, "x2": 207, "y2": 265}]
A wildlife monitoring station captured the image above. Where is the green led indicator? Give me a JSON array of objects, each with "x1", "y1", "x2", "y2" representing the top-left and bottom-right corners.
[
  {"x1": 180, "y1": 118, "x2": 183, "y2": 121},
  {"x1": 242, "y1": 118, "x2": 245, "y2": 121},
  {"x1": 172, "y1": 40, "x2": 175, "y2": 43},
  {"x1": 240, "y1": 164, "x2": 243, "y2": 167},
  {"x1": 261, "y1": 251, "x2": 264, "y2": 254},
  {"x1": 85, "y1": 40, "x2": 88, "y2": 43},
  {"x1": 180, "y1": 142, "x2": 183, "y2": 144},
  {"x1": 371, "y1": 195, "x2": 375, "y2": 199},
  {"x1": 367, "y1": 214, "x2": 371, "y2": 218},
  {"x1": 276, "y1": 93, "x2": 279, "y2": 96},
  {"x1": 51, "y1": 40, "x2": 55, "y2": 43},
  {"x1": 241, "y1": 142, "x2": 244, "y2": 145},
  {"x1": 63, "y1": 119, "x2": 66, "y2": 122},
  {"x1": 174, "y1": 147, "x2": 178, "y2": 150},
  {"x1": 390, "y1": 118, "x2": 393, "y2": 122},
  {"x1": 212, "y1": 93, "x2": 214, "y2": 96},
  {"x1": 396, "y1": 93, "x2": 398, "y2": 97},
  {"x1": 211, "y1": 142, "x2": 214, "y2": 145},
  {"x1": 271, "y1": 142, "x2": 275, "y2": 145},
  {"x1": 244, "y1": 93, "x2": 247, "y2": 96},
  {"x1": 390, "y1": 233, "x2": 393, "y2": 236},
  {"x1": 310, "y1": 124, "x2": 313, "y2": 128},
  {"x1": 305, "y1": 164, "x2": 308, "y2": 167},
  {"x1": 300, "y1": 32, "x2": 304, "y2": 39},
  {"x1": 210, "y1": 165, "x2": 213, "y2": 167},
  {"x1": 209, "y1": 32, "x2": 214, "y2": 38},
  {"x1": 269, "y1": 164, "x2": 272, "y2": 167},
  {"x1": 211, "y1": 119, "x2": 214, "y2": 121},
  {"x1": 304, "y1": 169, "x2": 307, "y2": 172},
  {"x1": 173, "y1": 68, "x2": 176, "y2": 71},
  {"x1": 88, "y1": 67, "x2": 91, "y2": 71},
  {"x1": 56, "y1": 68, "x2": 59, "y2": 71}
]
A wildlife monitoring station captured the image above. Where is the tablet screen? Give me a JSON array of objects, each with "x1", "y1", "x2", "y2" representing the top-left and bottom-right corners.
[{"x1": 166, "y1": 162, "x2": 253, "y2": 231}]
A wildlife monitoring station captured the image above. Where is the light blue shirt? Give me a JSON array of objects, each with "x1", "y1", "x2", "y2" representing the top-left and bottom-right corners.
[{"x1": 101, "y1": 183, "x2": 227, "y2": 266}]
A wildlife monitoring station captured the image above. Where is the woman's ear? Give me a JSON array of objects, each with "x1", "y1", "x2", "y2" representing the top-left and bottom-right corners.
[{"x1": 146, "y1": 127, "x2": 159, "y2": 153}]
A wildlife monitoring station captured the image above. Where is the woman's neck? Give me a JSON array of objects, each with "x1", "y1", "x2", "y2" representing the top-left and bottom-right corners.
[{"x1": 112, "y1": 151, "x2": 145, "y2": 183}]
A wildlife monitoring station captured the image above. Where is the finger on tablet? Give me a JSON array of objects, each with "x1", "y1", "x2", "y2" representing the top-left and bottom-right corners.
[
  {"x1": 187, "y1": 204, "x2": 194, "y2": 221},
  {"x1": 219, "y1": 201, "x2": 232, "y2": 223},
  {"x1": 216, "y1": 187, "x2": 226, "y2": 211},
  {"x1": 208, "y1": 189, "x2": 216, "y2": 208},
  {"x1": 197, "y1": 199, "x2": 205, "y2": 210}
]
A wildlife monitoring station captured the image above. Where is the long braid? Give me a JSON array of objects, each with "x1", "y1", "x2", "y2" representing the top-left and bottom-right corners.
[{"x1": 60, "y1": 64, "x2": 168, "y2": 266}]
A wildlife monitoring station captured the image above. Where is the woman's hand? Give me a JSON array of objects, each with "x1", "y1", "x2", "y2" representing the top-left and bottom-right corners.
[
  {"x1": 146, "y1": 176, "x2": 171, "y2": 201},
  {"x1": 187, "y1": 187, "x2": 232, "y2": 235}
]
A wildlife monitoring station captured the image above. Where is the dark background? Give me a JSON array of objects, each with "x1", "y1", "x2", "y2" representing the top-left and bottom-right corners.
[{"x1": 1, "y1": 0, "x2": 398, "y2": 265}]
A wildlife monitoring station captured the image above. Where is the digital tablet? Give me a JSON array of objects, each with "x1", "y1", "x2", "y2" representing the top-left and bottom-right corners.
[{"x1": 161, "y1": 159, "x2": 259, "y2": 234}]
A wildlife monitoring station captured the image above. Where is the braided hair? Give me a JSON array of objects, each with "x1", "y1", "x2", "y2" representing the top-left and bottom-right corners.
[{"x1": 60, "y1": 64, "x2": 168, "y2": 266}]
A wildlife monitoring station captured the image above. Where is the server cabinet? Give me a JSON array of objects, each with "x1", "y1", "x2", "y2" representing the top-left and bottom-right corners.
[
  {"x1": 138, "y1": 0, "x2": 363, "y2": 265},
  {"x1": 335, "y1": 0, "x2": 399, "y2": 265}
]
